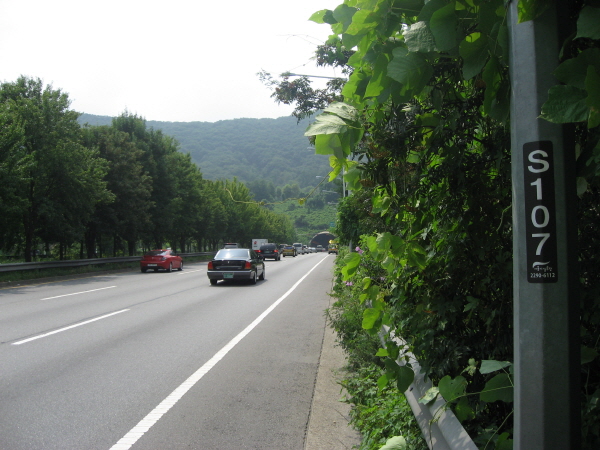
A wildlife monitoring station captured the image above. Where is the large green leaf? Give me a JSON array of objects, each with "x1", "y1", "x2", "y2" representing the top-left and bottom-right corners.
[
  {"x1": 309, "y1": 9, "x2": 336, "y2": 25},
  {"x1": 480, "y1": 373, "x2": 513, "y2": 403},
  {"x1": 554, "y1": 49, "x2": 600, "y2": 89},
  {"x1": 365, "y1": 53, "x2": 391, "y2": 97},
  {"x1": 342, "y1": 70, "x2": 368, "y2": 99},
  {"x1": 517, "y1": 0, "x2": 550, "y2": 23},
  {"x1": 376, "y1": 231, "x2": 393, "y2": 250},
  {"x1": 304, "y1": 113, "x2": 348, "y2": 136},
  {"x1": 333, "y1": 4, "x2": 358, "y2": 33},
  {"x1": 341, "y1": 251, "x2": 361, "y2": 280},
  {"x1": 454, "y1": 396, "x2": 475, "y2": 421},
  {"x1": 482, "y1": 55, "x2": 502, "y2": 116},
  {"x1": 323, "y1": 102, "x2": 359, "y2": 122},
  {"x1": 577, "y1": 6, "x2": 600, "y2": 40},
  {"x1": 480, "y1": 359, "x2": 512, "y2": 374},
  {"x1": 404, "y1": 21, "x2": 437, "y2": 53},
  {"x1": 396, "y1": 365, "x2": 415, "y2": 392},
  {"x1": 439, "y1": 375, "x2": 467, "y2": 402},
  {"x1": 406, "y1": 241, "x2": 427, "y2": 269},
  {"x1": 378, "y1": 373, "x2": 390, "y2": 390},
  {"x1": 430, "y1": 2, "x2": 458, "y2": 52},
  {"x1": 362, "y1": 307, "x2": 381, "y2": 329},
  {"x1": 459, "y1": 32, "x2": 489, "y2": 80},
  {"x1": 540, "y1": 85, "x2": 589, "y2": 124},
  {"x1": 342, "y1": 31, "x2": 366, "y2": 50},
  {"x1": 496, "y1": 433, "x2": 514, "y2": 450},
  {"x1": 585, "y1": 66, "x2": 600, "y2": 128},
  {"x1": 344, "y1": 162, "x2": 363, "y2": 191},
  {"x1": 346, "y1": 9, "x2": 378, "y2": 36},
  {"x1": 418, "y1": 0, "x2": 447, "y2": 22},
  {"x1": 314, "y1": 133, "x2": 345, "y2": 159},
  {"x1": 419, "y1": 386, "x2": 439, "y2": 404},
  {"x1": 379, "y1": 436, "x2": 407, "y2": 450},
  {"x1": 582, "y1": 345, "x2": 599, "y2": 364},
  {"x1": 387, "y1": 48, "x2": 433, "y2": 92},
  {"x1": 478, "y1": 0, "x2": 504, "y2": 36}
]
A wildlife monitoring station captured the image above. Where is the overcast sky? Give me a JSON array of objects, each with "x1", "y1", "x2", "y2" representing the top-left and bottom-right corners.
[{"x1": 0, "y1": 0, "x2": 342, "y2": 123}]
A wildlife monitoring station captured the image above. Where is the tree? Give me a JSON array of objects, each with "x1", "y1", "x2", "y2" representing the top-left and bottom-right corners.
[
  {"x1": 81, "y1": 125, "x2": 152, "y2": 257},
  {"x1": 0, "y1": 102, "x2": 27, "y2": 252},
  {"x1": 165, "y1": 151, "x2": 205, "y2": 253},
  {"x1": 0, "y1": 77, "x2": 110, "y2": 261},
  {"x1": 247, "y1": 179, "x2": 276, "y2": 203},
  {"x1": 112, "y1": 112, "x2": 179, "y2": 249},
  {"x1": 195, "y1": 180, "x2": 228, "y2": 250}
]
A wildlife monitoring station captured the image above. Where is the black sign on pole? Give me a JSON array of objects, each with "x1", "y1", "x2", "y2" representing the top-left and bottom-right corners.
[{"x1": 522, "y1": 141, "x2": 558, "y2": 283}]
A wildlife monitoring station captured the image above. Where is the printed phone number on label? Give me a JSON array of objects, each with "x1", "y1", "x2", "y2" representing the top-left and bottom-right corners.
[{"x1": 529, "y1": 272, "x2": 557, "y2": 279}]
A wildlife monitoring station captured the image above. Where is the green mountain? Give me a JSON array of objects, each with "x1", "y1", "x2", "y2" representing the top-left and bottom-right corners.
[{"x1": 78, "y1": 113, "x2": 332, "y2": 190}]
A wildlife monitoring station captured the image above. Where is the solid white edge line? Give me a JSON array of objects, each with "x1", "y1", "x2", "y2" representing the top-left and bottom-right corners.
[
  {"x1": 110, "y1": 255, "x2": 329, "y2": 450},
  {"x1": 41, "y1": 286, "x2": 117, "y2": 300},
  {"x1": 12, "y1": 309, "x2": 130, "y2": 345}
]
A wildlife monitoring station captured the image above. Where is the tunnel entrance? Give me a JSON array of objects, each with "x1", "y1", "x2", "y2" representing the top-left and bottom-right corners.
[{"x1": 309, "y1": 232, "x2": 336, "y2": 249}]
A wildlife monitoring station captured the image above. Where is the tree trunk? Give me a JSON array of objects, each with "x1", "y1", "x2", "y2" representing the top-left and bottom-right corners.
[
  {"x1": 127, "y1": 240, "x2": 136, "y2": 256},
  {"x1": 85, "y1": 224, "x2": 96, "y2": 258}
]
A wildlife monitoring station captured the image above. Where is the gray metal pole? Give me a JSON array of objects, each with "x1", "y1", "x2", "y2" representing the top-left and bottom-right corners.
[{"x1": 508, "y1": 2, "x2": 579, "y2": 449}]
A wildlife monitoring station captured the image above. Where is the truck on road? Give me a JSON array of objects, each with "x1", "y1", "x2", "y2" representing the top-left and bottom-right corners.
[{"x1": 252, "y1": 239, "x2": 268, "y2": 251}]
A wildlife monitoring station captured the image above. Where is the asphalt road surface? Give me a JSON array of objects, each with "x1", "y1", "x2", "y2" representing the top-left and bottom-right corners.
[{"x1": 0, "y1": 252, "x2": 341, "y2": 449}]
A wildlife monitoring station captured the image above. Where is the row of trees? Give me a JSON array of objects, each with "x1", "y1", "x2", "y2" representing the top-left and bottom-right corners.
[
  {"x1": 263, "y1": 0, "x2": 599, "y2": 447},
  {"x1": 0, "y1": 76, "x2": 296, "y2": 262}
]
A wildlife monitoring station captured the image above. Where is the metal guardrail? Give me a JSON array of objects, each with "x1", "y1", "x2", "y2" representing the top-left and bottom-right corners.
[
  {"x1": 0, "y1": 252, "x2": 215, "y2": 273},
  {"x1": 380, "y1": 326, "x2": 479, "y2": 450}
]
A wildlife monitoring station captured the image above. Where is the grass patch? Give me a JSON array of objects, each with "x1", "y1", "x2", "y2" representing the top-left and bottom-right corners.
[{"x1": 327, "y1": 252, "x2": 427, "y2": 450}]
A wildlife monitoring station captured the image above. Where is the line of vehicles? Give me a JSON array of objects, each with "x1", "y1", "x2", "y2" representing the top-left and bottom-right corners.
[
  {"x1": 139, "y1": 239, "x2": 339, "y2": 286},
  {"x1": 252, "y1": 239, "x2": 334, "y2": 258}
]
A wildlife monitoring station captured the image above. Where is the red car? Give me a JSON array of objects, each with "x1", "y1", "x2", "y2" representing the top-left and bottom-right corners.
[{"x1": 140, "y1": 249, "x2": 183, "y2": 273}]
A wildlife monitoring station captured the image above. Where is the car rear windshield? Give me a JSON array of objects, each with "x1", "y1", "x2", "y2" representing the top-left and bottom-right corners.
[
  {"x1": 145, "y1": 250, "x2": 167, "y2": 256},
  {"x1": 215, "y1": 249, "x2": 250, "y2": 259},
  {"x1": 260, "y1": 244, "x2": 276, "y2": 251}
]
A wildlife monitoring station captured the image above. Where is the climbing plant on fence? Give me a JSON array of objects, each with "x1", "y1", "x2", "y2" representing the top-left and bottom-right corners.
[{"x1": 291, "y1": 0, "x2": 600, "y2": 447}]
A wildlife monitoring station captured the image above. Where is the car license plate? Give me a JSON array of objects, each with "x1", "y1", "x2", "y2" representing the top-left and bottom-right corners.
[
  {"x1": 223, "y1": 273, "x2": 234, "y2": 279},
  {"x1": 148, "y1": 264, "x2": 157, "y2": 267}
]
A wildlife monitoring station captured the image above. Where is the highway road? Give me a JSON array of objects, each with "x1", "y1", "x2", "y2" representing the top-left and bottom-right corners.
[{"x1": 0, "y1": 252, "x2": 336, "y2": 449}]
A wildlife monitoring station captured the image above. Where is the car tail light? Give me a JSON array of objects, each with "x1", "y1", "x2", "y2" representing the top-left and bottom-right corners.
[
  {"x1": 208, "y1": 261, "x2": 214, "y2": 270},
  {"x1": 245, "y1": 261, "x2": 252, "y2": 269}
]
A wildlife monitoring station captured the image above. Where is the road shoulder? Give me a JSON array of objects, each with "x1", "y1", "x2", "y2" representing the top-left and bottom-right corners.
[{"x1": 305, "y1": 318, "x2": 361, "y2": 450}]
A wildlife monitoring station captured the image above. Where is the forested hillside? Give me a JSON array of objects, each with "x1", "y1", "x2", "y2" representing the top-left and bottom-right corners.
[
  {"x1": 0, "y1": 76, "x2": 311, "y2": 263},
  {"x1": 79, "y1": 114, "x2": 332, "y2": 189}
]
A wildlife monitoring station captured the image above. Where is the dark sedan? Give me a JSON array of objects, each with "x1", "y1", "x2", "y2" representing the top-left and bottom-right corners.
[
  {"x1": 258, "y1": 243, "x2": 281, "y2": 261},
  {"x1": 140, "y1": 249, "x2": 183, "y2": 273},
  {"x1": 207, "y1": 248, "x2": 265, "y2": 285}
]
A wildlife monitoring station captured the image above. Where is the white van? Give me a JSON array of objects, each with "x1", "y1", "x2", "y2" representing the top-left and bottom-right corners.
[{"x1": 292, "y1": 243, "x2": 304, "y2": 255}]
